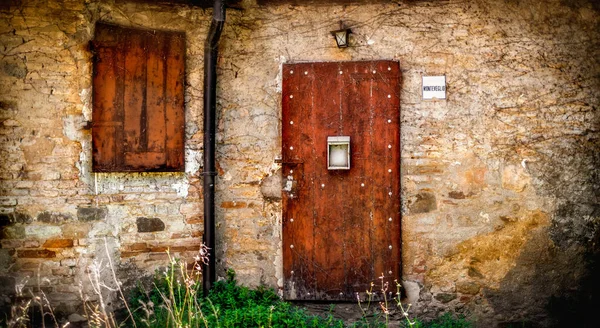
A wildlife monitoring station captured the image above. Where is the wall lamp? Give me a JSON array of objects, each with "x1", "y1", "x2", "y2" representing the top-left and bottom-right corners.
[{"x1": 330, "y1": 21, "x2": 352, "y2": 48}]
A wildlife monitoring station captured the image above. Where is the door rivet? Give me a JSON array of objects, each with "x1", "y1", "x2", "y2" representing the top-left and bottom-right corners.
[
  {"x1": 305, "y1": 71, "x2": 308, "y2": 75},
  {"x1": 389, "y1": 245, "x2": 392, "y2": 249},
  {"x1": 389, "y1": 270, "x2": 393, "y2": 274},
  {"x1": 290, "y1": 146, "x2": 294, "y2": 150},
  {"x1": 290, "y1": 121, "x2": 294, "y2": 125},
  {"x1": 389, "y1": 192, "x2": 393, "y2": 196},
  {"x1": 389, "y1": 217, "x2": 392, "y2": 221},
  {"x1": 388, "y1": 67, "x2": 391, "y2": 71},
  {"x1": 361, "y1": 183, "x2": 365, "y2": 187},
  {"x1": 290, "y1": 170, "x2": 294, "y2": 174},
  {"x1": 290, "y1": 218, "x2": 294, "y2": 222},
  {"x1": 291, "y1": 270, "x2": 294, "y2": 274},
  {"x1": 388, "y1": 94, "x2": 391, "y2": 98},
  {"x1": 387, "y1": 119, "x2": 392, "y2": 123},
  {"x1": 388, "y1": 144, "x2": 392, "y2": 149},
  {"x1": 339, "y1": 71, "x2": 343, "y2": 74},
  {"x1": 388, "y1": 169, "x2": 392, "y2": 173},
  {"x1": 372, "y1": 70, "x2": 376, "y2": 74},
  {"x1": 321, "y1": 183, "x2": 325, "y2": 188},
  {"x1": 290, "y1": 70, "x2": 294, "y2": 74},
  {"x1": 290, "y1": 245, "x2": 294, "y2": 248}
]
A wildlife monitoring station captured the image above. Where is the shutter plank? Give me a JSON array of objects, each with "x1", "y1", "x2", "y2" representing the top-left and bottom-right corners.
[
  {"x1": 123, "y1": 32, "x2": 146, "y2": 153},
  {"x1": 125, "y1": 152, "x2": 167, "y2": 170},
  {"x1": 146, "y1": 33, "x2": 167, "y2": 154},
  {"x1": 165, "y1": 34, "x2": 185, "y2": 171},
  {"x1": 92, "y1": 45, "x2": 118, "y2": 170}
]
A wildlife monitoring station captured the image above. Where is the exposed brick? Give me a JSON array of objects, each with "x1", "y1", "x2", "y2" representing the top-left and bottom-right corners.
[
  {"x1": 1, "y1": 239, "x2": 23, "y2": 249},
  {"x1": 17, "y1": 249, "x2": 56, "y2": 258},
  {"x1": 220, "y1": 201, "x2": 248, "y2": 209},
  {"x1": 149, "y1": 246, "x2": 169, "y2": 253},
  {"x1": 185, "y1": 217, "x2": 203, "y2": 224},
  {"x1": 121, "y1": 251, "x2": 145, "y2": 258},
  {"x1": 43, "y1": 238, "x2": 74, "y2": 248},
  {"x1": 124, "y1": 242, "x2": 149, "y2": 251}
]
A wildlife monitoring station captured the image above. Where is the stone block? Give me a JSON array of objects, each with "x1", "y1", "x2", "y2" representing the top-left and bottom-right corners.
[
  {"x1": 0, "y1": 212, "x2": 33, "y2": 224},
  {"x1": 1, "y1": 239, "x2": 23, "y2": 249},
  {"x1": 260, "y1": 170, "x2": 282, "y2": 200},
  {"x1": 43, "y1": 238, "x2": 74, "y2": 248},
  {"x1": 456, "y1": 281, "x2": 481, "y2": 295},
  {"x1": 25, "y1": 225, "x2": 61, "y2": 239},
  {"x1": 1, "y1": 225, "x2": 25, "y2": 239},
  {"x1": 408, "y1": 192, "x2": 437, "y2": 214},
  {"x1": 136, "y1": 217, "x2": 165, "y2": 232},
  {"x1": 434, "y1": 293, "x2": 457, "y2": 304},
  {"x1": 501, "y1": 164, "x2": 530, "y2": 192},
  {"x1": 23, "y1": 240, "x2": 40, "y2": 248},
  {"x1": 52, "y1": 267, "x2": 73, "y2": 276},
  {"x1": 77, "y1": 206, "x2": 107, "y2": 222},
  {"x1": 37, "y1": 211, "x2": 73, "y2": 223},
  {"x1": 60, "y1": 258, "x2": 77, "y2": 267},
  {"x1": 448, "y1": 191, "x2": 467, "y2": 199},
  {"x1": 62, "y1": 224, "x2": 90, "y2": 239}
]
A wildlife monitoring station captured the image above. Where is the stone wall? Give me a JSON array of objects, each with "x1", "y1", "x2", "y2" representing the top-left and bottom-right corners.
[{"x1": 1, "y1": 0, "x2": 598, "y2": 326}]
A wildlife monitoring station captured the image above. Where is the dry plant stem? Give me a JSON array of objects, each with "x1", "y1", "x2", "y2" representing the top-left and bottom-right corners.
[
  {"x1": 394, "y1": 280, "x2": 416, "y2": 327},
  {"x1": 35, "y1": 266, "x2": 59, "y2": 328},
  {"x1": 102, "y1": 237, "x2": 137, "y2": 328}
]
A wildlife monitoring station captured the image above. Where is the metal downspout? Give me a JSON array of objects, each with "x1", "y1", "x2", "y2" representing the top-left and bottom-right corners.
[{"x1": 203, "y1": 0, "x2": 225, "y2": 296}]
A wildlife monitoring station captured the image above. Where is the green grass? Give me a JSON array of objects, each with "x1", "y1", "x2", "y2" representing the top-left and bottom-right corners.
[{"x1": 128, "y1": 265, "x2": 472, "y2": 328}]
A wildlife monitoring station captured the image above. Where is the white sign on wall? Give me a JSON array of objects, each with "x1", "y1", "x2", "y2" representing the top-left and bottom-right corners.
[{"x1": 422, "y1": 76, "x2": 446, "y2": 100}]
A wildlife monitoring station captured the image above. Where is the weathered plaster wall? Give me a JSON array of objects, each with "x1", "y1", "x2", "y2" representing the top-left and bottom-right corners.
[
  {"x1": 0, "y1": 0, "x2": 210, "y2": 318},
  {"x1": 0, "y1": 0, "x2": 598, "y2": 326}
]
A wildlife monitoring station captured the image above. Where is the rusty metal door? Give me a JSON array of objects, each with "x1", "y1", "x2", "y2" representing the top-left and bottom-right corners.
[{"x1": 282, "y1": 61, "x2": 401, "y2": 301}]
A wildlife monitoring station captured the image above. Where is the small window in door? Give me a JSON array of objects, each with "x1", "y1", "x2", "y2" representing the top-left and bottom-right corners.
[{"x1": 92, "y1": 23, "x2": 185, "y2": 172}]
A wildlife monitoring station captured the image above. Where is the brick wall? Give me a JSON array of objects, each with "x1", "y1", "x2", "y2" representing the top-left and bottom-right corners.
[{"x1": 1, "y1": 0, "x2": 598, "y2": 326}]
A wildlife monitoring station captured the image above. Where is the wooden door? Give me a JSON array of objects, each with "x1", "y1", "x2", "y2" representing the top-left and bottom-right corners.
[{"x1": 282, "y1": 61, "x2": 401, "y2": 301}]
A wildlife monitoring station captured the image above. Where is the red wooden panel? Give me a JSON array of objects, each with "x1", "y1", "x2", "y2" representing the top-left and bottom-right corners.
[
  {"x1": 312, "y1": 62, "x2": 345, "y2": 299},
  {"x1": 282, "y1": 62, "x2": 317, "y2": 299},
  {"x1": 282, "y1": 61, "x2": 401, "y2": 301},
  {"x1": 146, "y1": 33, "x2": 167, "y2": 153},
  {"x1": 92, "y1": 44, "x2": 121, "y2": 170},
  {"x1": 123, "y1": 32, "x2": 145, "y2": 153},
  {"x1": 165, "y1": 34, "x2": 186, "y2": 169},
  {"x1": 92, "y1": 23, "x2": 185, "y2": 172}
]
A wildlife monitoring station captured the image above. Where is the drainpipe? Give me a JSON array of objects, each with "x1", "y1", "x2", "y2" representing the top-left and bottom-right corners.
[{"x1": 203, "y1": 0, "x2": 225, "y2": 296}]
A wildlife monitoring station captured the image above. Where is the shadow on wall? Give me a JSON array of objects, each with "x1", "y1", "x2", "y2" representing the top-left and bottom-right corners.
[
  {"x1": 484, "y1": 225, "x2": 599, "y2": 327},
  {"x1": 486, "y1": 137, "x2": 600, "y2": 327}
]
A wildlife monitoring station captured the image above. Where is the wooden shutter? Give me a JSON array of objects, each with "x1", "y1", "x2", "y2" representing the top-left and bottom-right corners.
[{"x1": 92, "y1": 23, "x2": 185, "y2": 172}]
